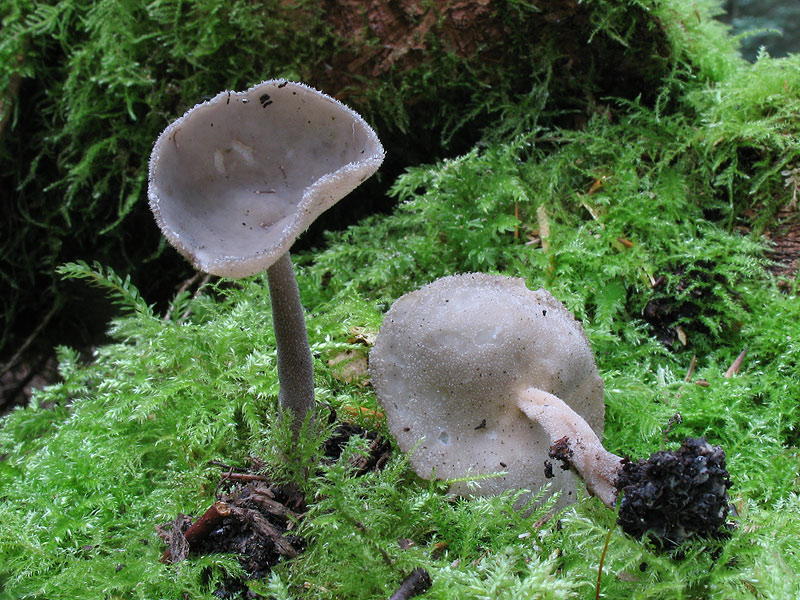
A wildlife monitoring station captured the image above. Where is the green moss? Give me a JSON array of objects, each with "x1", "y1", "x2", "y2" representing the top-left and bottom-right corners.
[
  {"x1": 0, "y1": 0, "x2": 326, "y2": 350},
  {"x1": 0, "y1": 0, "x2": 743, "y2": 354},
  {"x1": 2, "y1": 0, "x2": 800, "y2": 597}
]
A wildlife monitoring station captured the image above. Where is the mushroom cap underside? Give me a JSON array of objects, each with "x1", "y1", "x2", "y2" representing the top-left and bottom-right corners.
[
  {"x1": 370, "y1": 273, "x2": 604, "y2": 500},
  {"x1": 148, "y1": 80, "x2": 385, "y2": 277}
]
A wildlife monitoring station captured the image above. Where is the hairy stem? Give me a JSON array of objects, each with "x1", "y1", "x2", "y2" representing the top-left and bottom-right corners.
[
  {"x1": 516, "y1": 388, "x2": 622, "y2": 507},
  {"x1": 266, "y1": 252, "x2": 315, "y2": 431}
]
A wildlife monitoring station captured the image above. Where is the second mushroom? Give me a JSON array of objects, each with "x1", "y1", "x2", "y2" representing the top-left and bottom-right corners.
[
  {"x1": 371, "y1": 273, "x2": 731, "y2": 545},
  {"x1": 370, "y1": 273, "x2": 607, "y2": 505}
]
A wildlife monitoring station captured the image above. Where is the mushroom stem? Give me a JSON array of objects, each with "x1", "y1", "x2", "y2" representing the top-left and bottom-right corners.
[
  {"x1": 516, "y1": 388, "x2": 622, "y2": 508},
  {"x1": 266, "y1": 252, "x2": 315, "y2": 430}
]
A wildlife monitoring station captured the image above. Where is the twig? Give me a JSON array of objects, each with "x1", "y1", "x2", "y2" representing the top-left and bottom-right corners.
[
  {"x1": 163, "y1": 272, "x2": 212, "y2": 321},
  {"x1": 596, "y1": 524, "x2": 614, "y2": 600},
  {"x1": 595, "y1": 495, "x2": 623, "y2": 600},
  {"x1": 213, "y1": 465, "x2": 271, "y2": 498},
  {"x1": 160, "y1": 501, "x2": 231, "y2": 563},
  {"x1": 683, "y1": 355, "x2": 697, "y2": 382},
  {"x1": 724, "y1": 348, "x2": 747, "y2": 378},
  {"x1": 537, "y1": 204, "x2": 555, "y2": 278},
  {"x1": 179, "y1": 274, "x2": 211, "y2": 322},
  {"x1": 0, "y1": 365, "x2": 38, "y2": 411},
  {"x1": 581, "y1": 200, "x2": 602, "y2": 223},
  {"x1": 247, "y1": 485, "x2": 300, "y2": 521},
  {"x1": 388, "y1": 568, "x2": 432, "y2": 600},
  {"x1": 223, "y1": 472, "x2": 272, "y2": 483},
  {"x1": 661, "y1": 413, "x2": 683, "y2": 451},
  {"x1": 210, "y1": 459, "x2": 272, "y2": 497},
  {"x1": 536, "y1": 205, "x2": 551, "y2": 253},
  {"x1": 163, "y1": 272, "x2": 202, "y2": 320}
]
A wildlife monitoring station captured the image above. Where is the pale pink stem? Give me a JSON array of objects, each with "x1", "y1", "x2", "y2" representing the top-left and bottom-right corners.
[{"x1": 516, "y1": 388, "x2": 623, "y2": 508}]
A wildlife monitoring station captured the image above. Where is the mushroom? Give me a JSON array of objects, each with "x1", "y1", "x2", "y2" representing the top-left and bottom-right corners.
[
  {"x1": 371, "y1": 273, "x2": 732, "y2": 544},
  {"x1": 148, "y1": 80, "x2": 385, "y2": 429},
  {"x1": 369, "y1": 273, "x2": 606, "y2": 505}
]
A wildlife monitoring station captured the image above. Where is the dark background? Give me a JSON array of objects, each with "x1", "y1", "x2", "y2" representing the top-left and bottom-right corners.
[{"x1": 720, "y1": 0, "x2": 800, "y2": 60}]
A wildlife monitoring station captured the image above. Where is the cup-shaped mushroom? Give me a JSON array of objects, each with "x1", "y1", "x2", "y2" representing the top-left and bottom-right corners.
[
  {"x1": 148, "y1": 80, "x2": 384, "y2": 430},
  {"x1": 148, "y1": 80, "x2": 385, "y2": 277},
  {"x1": 370, "y1": 273, "x2": 605, "y2": 505}
]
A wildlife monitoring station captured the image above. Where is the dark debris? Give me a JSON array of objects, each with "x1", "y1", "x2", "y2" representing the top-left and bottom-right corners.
[
  {"x1": 548, "y1": 436, "x2": 574, "y2": 472},
  {"x1": 323, "y1": 422, "x2": 392, "y2": 474},
  {"x1": 156, "y1": 481, "x2": 304, "y2": 598},
  {"x1": 388, "y1": 567, "x2": 433, "y2": 600},
  {"x1": 615, "y1": 437, "x2": 733, "y2": 547},
  {"x1": 641, "y1": 265, "x2": 718, "y2": 348},
  {"x1": 157, "y1": 422, "x2": 391, "y2": 598}
]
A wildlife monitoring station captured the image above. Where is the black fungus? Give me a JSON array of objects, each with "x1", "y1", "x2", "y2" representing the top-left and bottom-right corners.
[{"x1": 615, "y1": 437, "x2": 732, "y2": 546}]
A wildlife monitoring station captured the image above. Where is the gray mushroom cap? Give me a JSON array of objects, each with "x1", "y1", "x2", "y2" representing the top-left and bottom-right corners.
[
  {"x1": 148, "y1": 80, "x2": 385, "y2": 277},
  {"x1": 370, "y1": 273, "x2": 605, "y2": 503}
]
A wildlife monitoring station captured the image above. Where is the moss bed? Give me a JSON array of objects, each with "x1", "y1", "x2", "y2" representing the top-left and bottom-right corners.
[{"x1": 2, "y1": 1, "x2": 800, "y2": 598}]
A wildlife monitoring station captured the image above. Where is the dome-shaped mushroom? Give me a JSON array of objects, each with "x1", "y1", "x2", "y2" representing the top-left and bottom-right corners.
[
  {"x1": 148, "y1": 80, "x2": 384, "y2": 430},
  {"x1": 369, "y1": 273, "x2": 608, "y2": 504},
  {"x1": 371, "y1": 274, "x2": 733, "y2": 545}
]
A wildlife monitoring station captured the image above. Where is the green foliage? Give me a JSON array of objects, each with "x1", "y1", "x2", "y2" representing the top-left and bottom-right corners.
[
  {"x1": 0, "y1": 270, "x2": 281, "y2": 597},
  {"x1": 686, "y1": 53, "x2": 800, "y2": 225},
  {"x1": 0, "y1": 0, "x2": 325, "y2": 351},
  {"x1": 291, "y1": 437, "x2": 565, "y2": 599},
  {"x1": 0, "y1": 0, "x2": 741, "y2": 355},
  {"x1": 257, "y1": 405, "x2": 337, "y2": 495},
  {"x1": 2, "y1": 1, "x2": 800, "y2": 598},
  {"x1": 428, "y1": 546, "x2": 578, "y2": 600},
  {"x1": 306, "y1": 106, "x2": 768, "y2": 358},
  {"x1": 56, "y1": 260, "x2": 153, "y2": 319}
]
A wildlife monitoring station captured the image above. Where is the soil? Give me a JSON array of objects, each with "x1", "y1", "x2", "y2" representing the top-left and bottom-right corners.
[
  {"x1": 157, "y1": 480, "x2": 305, "y2": 598},
  {"x1": 0, "y1": 354, "x2": 59, "y2": 416},
  {"x1": 640, "y1": 204, "x2": 800, "y2": 348},
  {"x1": 156, "y1": 424, "x2": 391, "y2": 599},
  {"x1": 640, "y1": 264, "x2": 718, "y2": 348},
  {"x1": 317, "y1": 0, "x2": 670, "y2": 110}
]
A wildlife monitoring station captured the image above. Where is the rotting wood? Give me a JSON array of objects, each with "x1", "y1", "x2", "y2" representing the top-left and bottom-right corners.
[
  {"x1": 684, "y1": 355, "x2": 697, "y2": 382},
  {"x1": 246, "y1": 484, "x2": 301, "y2": 522}
]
